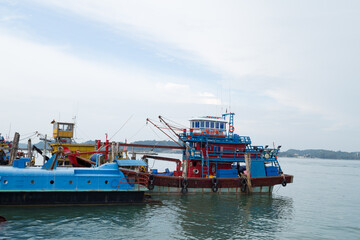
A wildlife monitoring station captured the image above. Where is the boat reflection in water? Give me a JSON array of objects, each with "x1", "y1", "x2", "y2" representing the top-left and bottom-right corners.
[
  {"x1": 160, "y1": 194, "x2": 294, "y2": 239},
  {"x1": 0, "y1": 194, "x2": 293, "y2": 239}
]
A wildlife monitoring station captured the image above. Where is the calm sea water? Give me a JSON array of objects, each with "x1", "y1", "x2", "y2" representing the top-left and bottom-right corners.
[{"x1": 0, "y1": 157, "x2": 359, "y2": 240}]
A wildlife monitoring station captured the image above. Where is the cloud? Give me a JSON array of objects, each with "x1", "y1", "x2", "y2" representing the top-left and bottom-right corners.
[{"x1": 1, "y1": 0, "x2": 360, "y2": 151}]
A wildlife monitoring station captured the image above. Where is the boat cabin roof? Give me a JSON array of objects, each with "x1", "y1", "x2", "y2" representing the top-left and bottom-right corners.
[
  {"x1": 189, "y1": 116, "x2": 227, "y2": 134},
  {"x1": 190, "y1": 116, "x2": 227, "y2": 123}
]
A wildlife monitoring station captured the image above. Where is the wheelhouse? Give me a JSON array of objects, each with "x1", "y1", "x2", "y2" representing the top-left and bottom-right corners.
[{"x1": 190, "y1": 116, "x2": 227, "y2": 136}]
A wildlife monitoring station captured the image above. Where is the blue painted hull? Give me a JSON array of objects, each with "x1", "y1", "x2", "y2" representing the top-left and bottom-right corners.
[
  {"x1": 0, "y1": 158, "x2": 148, "y2": 205},
  {"x1": 0, "y1": 191, "x2": 144, "y2": 205}
]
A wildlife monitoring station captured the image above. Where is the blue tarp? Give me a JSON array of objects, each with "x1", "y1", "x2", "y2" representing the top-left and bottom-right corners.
[{"x1": 115, "y1": 159, "x2": 147, "y2": 167}]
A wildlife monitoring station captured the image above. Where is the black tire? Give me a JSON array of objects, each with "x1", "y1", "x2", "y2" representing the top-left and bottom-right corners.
[
  {"x1": 181, "y1": 187, "x2": 188, "y2": 194},
  {"x1": 182, "y1": 179, "x2": 189, "y2": 187},
  {"x1": 149, "y1": 174, "x2": 154, "y2": 181},
  {"x1": 211, "y1": 184, "x2": 219, "y2": 193},
  {"x1": 241, "y1": 178, "x2": 247, "y2": 185},
  {"x1": 282, "y1": 179, "x2": 287, "y2": 187},
  {"x1": 241, "y1": 183, "x2": 247, "y2": 193},
  {"x1": 211, "y1": 177, "x2": 218, "y2": 184},
  {"x1": 148, "y1": 183, "x2": 154, "y2": 190}
]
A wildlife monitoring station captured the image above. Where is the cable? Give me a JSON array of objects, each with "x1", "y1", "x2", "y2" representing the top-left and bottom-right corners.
[{"x1": 109, "y1": 115, "x2": 133, "y2": 140}]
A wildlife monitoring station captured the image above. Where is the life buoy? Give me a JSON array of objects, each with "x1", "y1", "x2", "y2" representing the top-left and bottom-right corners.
[{"x1": 229, "y1": 126, "x2": 235, "y2": 133}]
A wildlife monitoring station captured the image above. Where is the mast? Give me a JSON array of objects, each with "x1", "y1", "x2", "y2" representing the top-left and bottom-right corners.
[
  {"x1": 157, "y1": 116, "x2": 189, "y2": 178},
  {"x1": 146, "y1": 118, "x2": 182, "y2": 147},
  {"x1": 222, "y1": 112, "x2": 235, "y2": 137}
]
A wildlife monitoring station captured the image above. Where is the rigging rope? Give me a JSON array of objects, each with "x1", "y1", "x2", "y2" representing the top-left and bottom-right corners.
[
  {"x1": 127, "y1": 124, "x2": 146, "y2": 142},
  {"x1": 109, "y1": 115, "x2": 133, "y2": 141}
]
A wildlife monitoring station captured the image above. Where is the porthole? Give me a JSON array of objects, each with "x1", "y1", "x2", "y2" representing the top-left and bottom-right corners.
[
  {"x1": 30, "y1": 180, "x2": 35, "y2": 184},
  {"x1": 105, "y1": 180, "x2": 108, "y2": 184},
  {"x1": 87, "y1": 180, "x2": 91, "y2": 184},
  {"x1": 50, "y1": 180, "x2": 54, "y2": 184},
  {"x1": 69, "y1": 180, "x2": 73, "y2": 184},
  {"x1": 3, "y1": 180, "x2": 8, "y2": 184}
]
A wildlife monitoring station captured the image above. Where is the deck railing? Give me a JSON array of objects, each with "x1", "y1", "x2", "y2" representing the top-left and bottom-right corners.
[
  {"x1": 189, "y1": 149, "x2": 279, "y2": 163},
  {"x1": 120, "y1": 173, "x2": 149, "y2": 191}
]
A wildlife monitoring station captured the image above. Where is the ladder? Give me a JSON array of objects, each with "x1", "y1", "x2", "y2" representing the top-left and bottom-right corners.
[{"x1": 202, "y1": 141, "x2": 210, "y2": 178}]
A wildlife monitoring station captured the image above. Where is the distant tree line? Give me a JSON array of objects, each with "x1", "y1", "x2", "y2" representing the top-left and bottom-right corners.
[
  {"x1": 20, "y1": 139, "x2": 360, "y2": 160},
  {"x1": 278, "y1": 149, "x2": 360, "y2": 160}
]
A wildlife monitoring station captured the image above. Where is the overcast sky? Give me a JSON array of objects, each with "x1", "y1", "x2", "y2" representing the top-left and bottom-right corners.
[{"x1": 1, "y1": 0, "x2": 359, "y2": 151}]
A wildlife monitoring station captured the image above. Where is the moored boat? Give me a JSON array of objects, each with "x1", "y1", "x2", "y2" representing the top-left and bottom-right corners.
[
  {"x1": 0, "y1": 150, "x2": 148, "y2": 205},
  {"x1": 121, "y1": 113, "x2": 293, "y2": 194}
]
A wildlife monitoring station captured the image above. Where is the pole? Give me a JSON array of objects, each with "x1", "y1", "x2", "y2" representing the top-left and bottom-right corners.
[
  {"x1": 27, "y1": 138, "x2": 32, "y2": 159},
  {"x1": 9, "y1": 132, "x2": 20, "y2": 165},
  {"x1": 245, "y1": 153, "x2": 253, "y2": 193},
  {"x1": 43, "y1": 134, "x2": 47, "y2": 164}
]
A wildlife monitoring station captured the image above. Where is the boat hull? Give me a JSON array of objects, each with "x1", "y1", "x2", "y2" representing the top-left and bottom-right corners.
[
  {"x1": 0, "y1": 191, "x2": 145, "y2": 205},
  {"x1": 122, "y1": 169, "x2": 293, "y2": 195}
]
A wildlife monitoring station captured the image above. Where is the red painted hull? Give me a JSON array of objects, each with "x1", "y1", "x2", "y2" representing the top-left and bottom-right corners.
[{"x1": 121, "y1": 169, "x2": 293, "y2": 194}]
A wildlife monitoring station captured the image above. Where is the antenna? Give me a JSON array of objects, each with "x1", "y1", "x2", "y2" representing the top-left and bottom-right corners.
[
  {"x1": 7, "y1": 123, "x2": 11, "y2": 140},
  {"x1": 229, "y1": 81, "x2": 232, "y2": 113},
  {"x1": 72, "y1": 115, "x2": 77, "y2": 140}
]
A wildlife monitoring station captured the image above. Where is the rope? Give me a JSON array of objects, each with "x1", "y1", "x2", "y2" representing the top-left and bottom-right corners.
[
  {"x1": 161, "y1": 116, "x2": 187, "y2": 129},
  {"x1": 19, "y1": 132, "x2": 39, "y2": 141},
  {"x1": 110, "y1": 115, "x2": 133, "y2": 140},
  {"x1": 127, "y1": 124, "x2": 146, "y2": 142}
]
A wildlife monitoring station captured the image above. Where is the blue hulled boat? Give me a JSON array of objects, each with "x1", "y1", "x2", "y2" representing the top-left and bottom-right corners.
[{"x1": 0, "y1": 151, "x2": 148, "y2": 205}]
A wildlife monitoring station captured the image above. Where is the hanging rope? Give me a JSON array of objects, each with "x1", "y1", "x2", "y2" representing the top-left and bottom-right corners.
[
  {"x1": 109, "y1": 115, "x2": 133, "y2": 141},
  {"x1": 19, "y1": 131, "x2": 39, "y2": 141},
  {"x1": 127, "y1": 123, "x2": 146, "y2": 142}
]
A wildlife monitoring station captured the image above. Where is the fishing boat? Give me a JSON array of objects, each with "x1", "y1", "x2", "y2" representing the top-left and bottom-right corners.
[
  {"x1": 0, "y1": 134, "x2": 12, "y2": 165},
  {"x1": 0, "y1": 150, "x2": 148, "y2": 205},
  {"x1": 120, "y1": 113, "x2": 293, "y2": 194}
]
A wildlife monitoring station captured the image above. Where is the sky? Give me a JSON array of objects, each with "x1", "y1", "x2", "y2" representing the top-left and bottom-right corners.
[{"x1": 0, "y1": 0, "x2": 359, "y2": 151}]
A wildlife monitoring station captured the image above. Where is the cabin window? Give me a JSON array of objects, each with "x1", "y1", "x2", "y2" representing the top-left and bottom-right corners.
[
  {"x1": 69, "y1": 180, "x2": 73, "y2": 184},
  {"x1": 192, "y1": 122, "x2": 195, "y2": 128},
  {"x1": 200, "y1": 121, "x2": 204, "y2": 128},
  {"x1": 87, "y1": 180, "x2": 91, "y2": 184},
  {"x1": 216, "y1": 122, "x2": 219, "y2": 129},
  {"x1": 206, "y1": 122, "x2": 209, "y2": 128},
  {"x1": 195, "y1": 122, "x2": 200, "y2": 128},
  {"x1": 30, "y1": 180, "x2": 35, "y2": 184},
  {"x1": 3, "y1": 180, "x2": 8, "y2": 184},
  {"x1": 220, "y1": 123, "x2": 224, "y2": 129},
  {"x1": 50, "y1": 180, "x2": 54, "y2": 184},
  {"x1": 105, "y1": 180, "x2": 109, "y2": 184},
  {"x1": 211, "y1": 122, "x2": 214, "y2": 129}
]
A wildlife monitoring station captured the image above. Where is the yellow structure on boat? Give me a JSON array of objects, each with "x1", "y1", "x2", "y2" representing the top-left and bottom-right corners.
[
  {"x1": 52, "y1": 121, "x2": 75, "y2": 142},
  {"x1": 51, "y1": 120, "x2": 96, "y2": 164}
]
